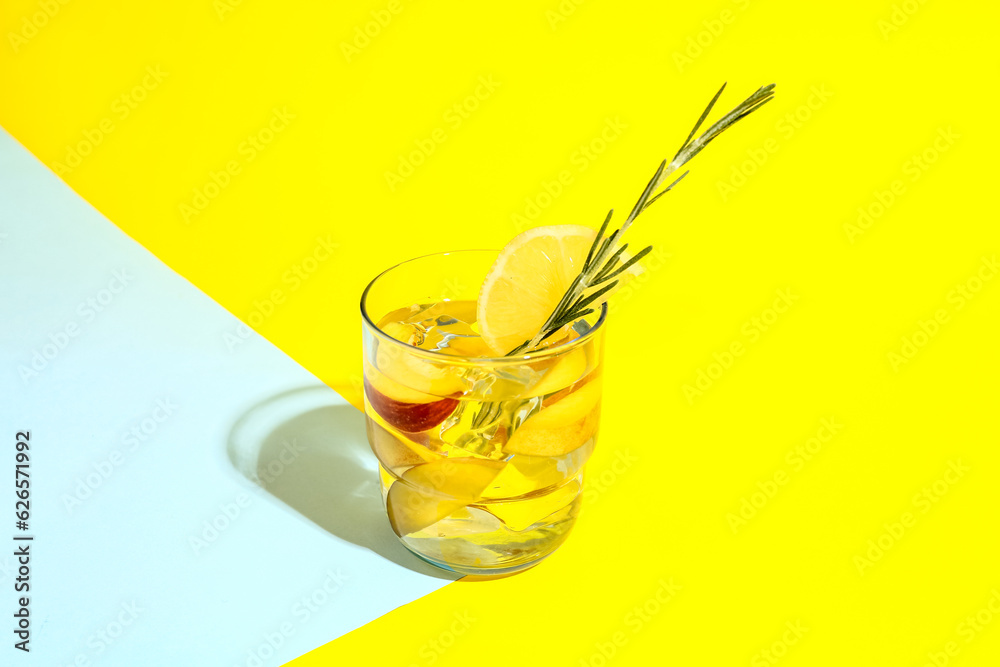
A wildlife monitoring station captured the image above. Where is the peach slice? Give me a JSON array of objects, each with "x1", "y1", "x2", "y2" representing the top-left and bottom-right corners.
[
  {"x1": 366, "y1": 419, "x2": 437, "y2": 470},
  {"x1": 364, "y1": 377, "x2": 458, "y2": 433},
  {"x1": 484, "y1": 453, "x2": 567, "y2": 499},
  {"x1": 487, "y1": 479, "x2": 582, "y2": 531},
  {"x1": 503, "y1": 380, "x2": 601, "y2": 457},
  {"x1": 525, "y1": 348, "x2": 588, "y2": 398},
  {"x1": 365, "y1": 362, "x2": 439, "y2": 404},
  {"x1": 386, "y1": 457, "x2": 506, "y2": 536},
  {"x1": 541, "y1": 365, "x2": 602, "y2": 408},
  {"x1": 374, "y1": 339, "x2": 466, "y2": 397}
]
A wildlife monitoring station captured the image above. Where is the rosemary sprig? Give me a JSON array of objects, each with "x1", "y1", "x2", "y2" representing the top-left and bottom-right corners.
[{"x1": 506, "y1": 82, "x2": 776, "y2": 356}]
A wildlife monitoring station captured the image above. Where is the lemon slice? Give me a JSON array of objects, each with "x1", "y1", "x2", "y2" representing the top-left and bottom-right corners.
[{"x1": 477, "y1": 225, "x2": 597, "y2": 355}]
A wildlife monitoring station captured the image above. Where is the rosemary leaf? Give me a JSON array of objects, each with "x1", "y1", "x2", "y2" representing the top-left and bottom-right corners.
[
  {"x1": 572, "y1": 280, "x2": 619, "y2": 313},
  {"x1": 584, "y1": 209, "x2": 614, "y2": 271},
  {"x1": 642, "y1": 170, "x2": 689, "y2": 211},
  {"x1": 623, "y1": 159, "x2": 666, "y2": 231},
  {"x1": 598, "y1": 246, "x2": 652, "y2": 283},
  {"x1": 594, "y1": 243, "x2": 629, "y2": 282},
  {"x1": 676, "y1": 81, "x2": 727, "y2": 159}
]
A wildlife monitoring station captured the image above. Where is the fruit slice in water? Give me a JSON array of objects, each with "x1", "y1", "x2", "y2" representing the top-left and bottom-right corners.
[
  {"x1": 386, "y1": 458, "x2": 506, "y2": 536},
  {"x1": 366, "y1": 419, "x2": 436, "y2": 471},
  {"x1": 365, "y1": 362, "x2": 439, "y2": 404},
  {"x1": 374, "y1": 337, "x2": 466, "y2": 397},
  {"x1": 503, "y1": 380, "x2": 601, "y2": 456},
  {"x1": 485, "y1": 452, "x2": 568, "y2": 499},
  {"x1": 364, "y1": 368, "x2": 458, "y2": 433},
  {"x1": 526, "y1": 347, "x2": 588, "y2": 398},
  {"x1": 477, "y1": 225, "x2": 597, "y2": 355},
  {"x1": 487, "y1": 479, "x2": 582, "y2": 532}
]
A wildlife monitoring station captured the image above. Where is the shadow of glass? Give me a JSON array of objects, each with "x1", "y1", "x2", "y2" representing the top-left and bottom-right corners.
[{"x1": 227, "y1": 385, "x2": 456, "y2": 580}]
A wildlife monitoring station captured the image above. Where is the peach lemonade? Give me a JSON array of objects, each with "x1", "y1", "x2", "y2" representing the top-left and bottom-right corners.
[{"x1": 361, "y1": 83, "x2": 775, "y2": 575}]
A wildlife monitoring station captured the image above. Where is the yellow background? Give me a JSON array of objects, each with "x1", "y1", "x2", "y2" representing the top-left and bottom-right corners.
[{"x1": 3, "y1": 0, "x2": 998, "y2": 665}]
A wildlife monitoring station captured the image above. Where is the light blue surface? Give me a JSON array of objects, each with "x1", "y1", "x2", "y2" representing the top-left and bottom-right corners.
[{"x1": 0, "y1": 131, "x2": 455, "y2": 666}]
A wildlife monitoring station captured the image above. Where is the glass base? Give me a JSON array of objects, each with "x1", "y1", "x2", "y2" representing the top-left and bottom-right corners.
[{"x1": 403, "y1": 542, "x2": 553, "y2": 578}]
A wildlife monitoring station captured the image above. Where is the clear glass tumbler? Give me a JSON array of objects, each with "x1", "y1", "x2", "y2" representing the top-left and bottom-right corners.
[{"x1": 361, "y1": 250, "x2": 605, "y2": 576}]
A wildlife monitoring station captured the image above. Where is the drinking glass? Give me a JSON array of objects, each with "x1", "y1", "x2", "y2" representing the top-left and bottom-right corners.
[{"x1": 361, "y1": 250, "x2": 605, "y2": 575}]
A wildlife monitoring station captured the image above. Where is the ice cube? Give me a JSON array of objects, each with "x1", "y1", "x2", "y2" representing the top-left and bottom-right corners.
[{"x1": 380, "y1": 320, "x2": 425, "y2": 346}]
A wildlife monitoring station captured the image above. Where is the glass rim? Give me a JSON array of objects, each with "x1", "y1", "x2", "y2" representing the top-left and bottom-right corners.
[{"x1": 360, "y1": 249, "x2": 608, "y2": 366}]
